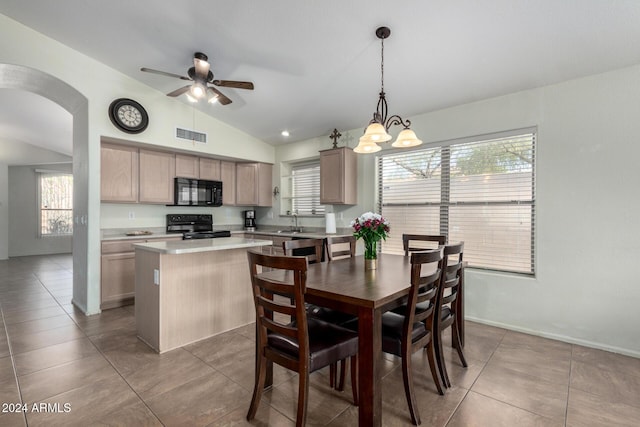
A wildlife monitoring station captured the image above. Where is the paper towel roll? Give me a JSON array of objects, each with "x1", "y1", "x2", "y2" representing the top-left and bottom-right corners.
[{"x1": 325, "y1": 213, "x2": 337, "y2": 234}]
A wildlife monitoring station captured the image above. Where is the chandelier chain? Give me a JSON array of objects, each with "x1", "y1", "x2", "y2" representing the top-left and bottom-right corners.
[{"x1": 380, "y1": 36, "x2": 385, "y2": 92}]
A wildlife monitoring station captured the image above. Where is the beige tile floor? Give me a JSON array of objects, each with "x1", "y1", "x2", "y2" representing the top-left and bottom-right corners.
[{"x1": 1, "y1": 254, "x2": 640, "y2": 426}]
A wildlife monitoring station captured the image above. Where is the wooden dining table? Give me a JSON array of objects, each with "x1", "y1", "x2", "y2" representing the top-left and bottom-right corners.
[{"x1": 258, "y1": 252, "x2": 465, "y2": 426}]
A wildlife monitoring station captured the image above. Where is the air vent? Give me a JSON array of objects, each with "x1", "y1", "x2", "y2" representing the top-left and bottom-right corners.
[{"x1": 176, "y1": 127, "x2": 207, "y2": 144}]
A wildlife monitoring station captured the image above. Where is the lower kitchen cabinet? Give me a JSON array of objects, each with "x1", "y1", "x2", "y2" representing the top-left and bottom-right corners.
[{"x1": 100, "y1": 236, "x2": 181, "y2": 309}]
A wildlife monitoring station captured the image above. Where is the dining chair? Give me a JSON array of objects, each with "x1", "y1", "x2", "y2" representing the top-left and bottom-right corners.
[
  {"x1": 283, "y1": 237, "x2": 353, "y2": 390},
  {"x1": 283, "y1": 238, "x2": 324, "y2": 263},
  {"x1": 326, "y1": 235, "x2": 356, "y2": 260},
  {"x1": 246, "y1": 250, "x2": 358, "y2": 426},
  {"x1": 434, "y1": 242, "x2": 468, "y2": 388},
  {"x1": 381, "y1": 249, "x2": 445, "y2": 425},
  {"x1": 402, "y1": 234, "x2": 447, "y2": 255}
]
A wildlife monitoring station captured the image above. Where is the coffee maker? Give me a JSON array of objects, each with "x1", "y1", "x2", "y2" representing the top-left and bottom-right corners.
[{"x1": 243, "y1": 210, "x2": 256, "y2": 231}]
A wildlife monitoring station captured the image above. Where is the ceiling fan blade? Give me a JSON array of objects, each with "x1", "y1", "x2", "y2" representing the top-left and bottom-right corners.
[
  {"x1": 166, "y1": 86, "x2": 191, "y2": 97},
  {"x1": 140, "y1": 67, "x2": 191, "y2": 81},
  {"x1": 212, "y1": 80, "x2": 254, "y2": 90},
  {"x1": 208, "y1": 87, "x2": 232, "y2": 105}
]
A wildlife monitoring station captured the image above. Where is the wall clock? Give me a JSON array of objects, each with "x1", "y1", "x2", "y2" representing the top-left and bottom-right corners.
[{"x1": 108, "y1": 98, "x2": 149, "y2": 134}]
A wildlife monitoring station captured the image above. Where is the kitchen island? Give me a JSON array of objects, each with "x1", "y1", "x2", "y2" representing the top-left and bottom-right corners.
[{"x1": 133, "y1": 237, "x2": 271, "y2": 353}]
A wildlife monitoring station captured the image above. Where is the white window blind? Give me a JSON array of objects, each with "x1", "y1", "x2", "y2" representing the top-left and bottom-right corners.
[
  {"x1": 378, "y1": 130, "x2": 536, "y2": 275},
  {"x1": 291, "y1": 161, "x2": 325, "y2": 215},
  {"x1": 38, "y1": 172, "x2": 73, "y2": 236}
]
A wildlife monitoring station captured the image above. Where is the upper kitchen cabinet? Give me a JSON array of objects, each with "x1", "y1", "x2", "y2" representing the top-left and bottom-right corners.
[
  {"x1": 101, "y1": 143, "x2": 139, "y2": 203},
  {"x1": 236, "y1": 162, "x2": 272, "y2": 207},
  {"x1": 199, "y1": 158, "x2": 221, "y2": 181},
  {"x1": 220, "y1": 161, "x2": 236, "y2": 206},
  {"x1": 139, "y1": 149, "x2": 176, "y2": 204},
  {"x1": 175, "y1": 154, "x2": 200, "y2": 178},
  {"x1": 320, "y1": 147, "x2": 357, "y2": 205}
]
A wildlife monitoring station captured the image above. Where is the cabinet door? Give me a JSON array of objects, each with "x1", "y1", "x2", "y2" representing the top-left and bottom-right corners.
[
  {"x1": 175, "y1": 154, "x2": 199, "y2": 178},
  {"x1": 320, "y1": 147, "x2": 357, "y2": 204},
  {"x1": 139, "y1": 149, "x2": 175, "y2": 204},
  {"x1": 101, "y1": 252, "x2": 136, "y2": 309},
  {"x1": 220, "y1": 161, "x2": 236, "y2": 205},
  {"x1": 236, "y1": 163, "x2": 257, "y2": 206},
  {"x1": 256, "y1": 163, "x2": 273, "y2": 207},
  {"x1": 101, "y1": 143, "x2": 139, "y2": 202},
  {"x1": 199, "y1": 158, "x2": 221, "y2": 180}
]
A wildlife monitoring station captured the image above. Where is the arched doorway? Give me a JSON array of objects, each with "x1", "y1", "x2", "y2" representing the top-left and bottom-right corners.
[{"x1": 0, "y1": 63, "x2": 94, "y2": 314}]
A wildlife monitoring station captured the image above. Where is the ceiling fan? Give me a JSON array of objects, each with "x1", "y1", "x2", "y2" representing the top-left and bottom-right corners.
[{"x1": 140, "y1": 52, "x2": 254, "y2": 105}]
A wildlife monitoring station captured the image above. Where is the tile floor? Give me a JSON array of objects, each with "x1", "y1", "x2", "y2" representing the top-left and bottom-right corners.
[{"x1": 1, "y1": 254, "x2": 640, "y2": 426}]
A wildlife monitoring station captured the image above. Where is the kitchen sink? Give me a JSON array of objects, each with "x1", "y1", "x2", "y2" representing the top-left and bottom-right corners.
[{"x1": 276, "y1": 230, "x2": 300, "y2": 234}]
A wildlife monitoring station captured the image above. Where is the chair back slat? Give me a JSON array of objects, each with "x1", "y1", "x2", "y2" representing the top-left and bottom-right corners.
[
  {"x1": 326, "y1": 235, "x2": 356, "y2": 261},
  {"x1": 438, "y1": 241, "x2": 464, "y2": 320},
  {"x1": 403, "y1": 234, "x2": 447, "y2": 256}
]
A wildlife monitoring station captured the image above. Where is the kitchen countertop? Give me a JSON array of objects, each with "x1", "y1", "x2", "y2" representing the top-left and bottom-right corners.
[
  {"x1": 239, "y1": 229, "x2": 352, "y2": 239},
  {"x1": 133, "y1": 237, "x2": 272, "y2": 255}
]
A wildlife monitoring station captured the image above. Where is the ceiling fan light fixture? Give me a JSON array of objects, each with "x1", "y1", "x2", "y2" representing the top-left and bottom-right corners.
[
  {"x1": 207, "y1": 93, "x2": 219, "y2": 104},
  {"x1": 190, "y1": 82, "x2": 206, "y2": 98},
  {"x1": 185, "y1": 93, "x2": 198, "y2": 103},
  {"x1": 391, "y1": 128, "x2": 423, "y2": 148}
]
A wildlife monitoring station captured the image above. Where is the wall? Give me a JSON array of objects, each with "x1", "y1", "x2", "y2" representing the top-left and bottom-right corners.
[
  {"x1": 273, "y1": 64, "x2": 640, "y2": 357},
  {"x1": 8, "y1": 163, "x2": 73, "y2": 256},
  {"x1": 0, "y1": 164, "x2": 7, "y2": 259}
]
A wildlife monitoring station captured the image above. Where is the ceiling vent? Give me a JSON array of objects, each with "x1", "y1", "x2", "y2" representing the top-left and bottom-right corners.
[{"x1": 176, "y1": 127, "x2": 207, "y2": 144}]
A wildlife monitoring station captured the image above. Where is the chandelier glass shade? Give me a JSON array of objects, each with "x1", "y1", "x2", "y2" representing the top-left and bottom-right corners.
[{"x1": 354, "y1": 26, "x2": 422, "y2": 154}]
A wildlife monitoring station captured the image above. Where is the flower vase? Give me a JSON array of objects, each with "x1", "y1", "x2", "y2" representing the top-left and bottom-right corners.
[
  {"x1": 363, "y1": 239, "x2": 377, "y2": 270},
  {"x1": 364, "y1": 257, "x2": 377, "y2": 271}
]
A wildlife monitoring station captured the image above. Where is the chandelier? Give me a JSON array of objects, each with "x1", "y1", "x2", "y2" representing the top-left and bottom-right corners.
[{"x1": 354, "y1": 27, "x2": 423, "y2": 154}]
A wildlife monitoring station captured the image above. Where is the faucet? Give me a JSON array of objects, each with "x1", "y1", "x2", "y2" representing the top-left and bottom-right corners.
[{"x1": 291, "y1": 212, "x2": 301, "y2": 232}]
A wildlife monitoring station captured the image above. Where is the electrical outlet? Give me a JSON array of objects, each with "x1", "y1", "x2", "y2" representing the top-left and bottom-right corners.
[
  {"x1": 153, "y1": 269, "x2": 159, "y2": 285},
  {"x1": 338, "y1": 212, "x2": 343, "y2": 220},
  {"x1": 267, "y1": 211, "x2": 274, "y2": 219},
  {"x1": 128, "y1": 211, "x2": 135, "y2": 220}
]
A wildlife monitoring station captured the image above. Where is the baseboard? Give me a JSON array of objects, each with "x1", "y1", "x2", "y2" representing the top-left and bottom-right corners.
[{"x1": 466, "y1": 316, "x2": 640, "y2": 359}]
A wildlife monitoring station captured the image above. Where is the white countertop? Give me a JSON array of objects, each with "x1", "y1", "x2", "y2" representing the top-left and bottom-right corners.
[
  {"x1": 101, "y1": 232, "x2": 178, "y2": 241},
  {"x1": 132, "y1": 237, "x2": 272, "y2": 255}
]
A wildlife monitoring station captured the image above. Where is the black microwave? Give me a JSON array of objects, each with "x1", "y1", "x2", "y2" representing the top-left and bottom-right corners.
[{"x1": 173, "y1": 178, "x2": 223, "y2": 206}]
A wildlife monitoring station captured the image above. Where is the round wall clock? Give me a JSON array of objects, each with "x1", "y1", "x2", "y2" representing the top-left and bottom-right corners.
[{"x1": 108, "y1": 98, "x2": 149, "y2": 134}]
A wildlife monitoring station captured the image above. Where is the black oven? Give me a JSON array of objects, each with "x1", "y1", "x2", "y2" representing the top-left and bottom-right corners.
[{"x1": 173, "y1": 178, "x2": 222, "y2": 206}]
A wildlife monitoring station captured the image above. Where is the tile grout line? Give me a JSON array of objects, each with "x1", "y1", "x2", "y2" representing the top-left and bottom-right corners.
[{"x1": 0, "y1": 302, "x2": 29, "y2": 426}]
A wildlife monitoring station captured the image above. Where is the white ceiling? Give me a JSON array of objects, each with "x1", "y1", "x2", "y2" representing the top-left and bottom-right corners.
[{"x1": 1, "y1": 1, "x2": 640, "y2": 161}]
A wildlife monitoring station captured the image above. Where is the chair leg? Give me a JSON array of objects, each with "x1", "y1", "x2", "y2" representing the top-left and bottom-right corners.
[
  {"x1": 337, "y1": 359, "x2": 347, "y2": 391},
  {"x1": 296, "y1": 371, "x2": 310, "y2": 427},
  {"x1": 452, "y1": 321, "x2": 468, "y2": 368},
  {"x1": 434, "y1": 328, "x2": 451, "y2": 388},
  {"x1": 401, "y1": 346, "x2": 421, "y2": 425},
  {"x1": 426, "y1": 339, "x2": 445, "y2": 395},
  {"x1": 246, "y1": 356, "x2": 267, "y2": 421},
  {"x1": 350, "y1": 355, "x2": 358, "y2": 406},
  {"x1": 329, "y1": 363, "x2": 336, "y2": 389}
]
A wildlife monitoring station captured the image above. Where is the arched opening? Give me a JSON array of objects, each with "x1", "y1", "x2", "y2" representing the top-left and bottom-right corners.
[{"x1": 0, "y1": 63, "x2": 94, "y2": 314}]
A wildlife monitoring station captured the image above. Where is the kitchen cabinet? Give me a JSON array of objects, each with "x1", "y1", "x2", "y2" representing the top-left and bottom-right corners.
[
  {"x1": 220, "y1": 161, "x2": 236, "y2": 206},
  {"x1": 100, "y1": 236, "x2": 181, "y2": 310},
  {"x1": 175, "y1": 154, "x2": 199, "y2": 178},
  {"x1": 199, "y1": 158, "x2": 221, "y2": 180},
  {"x1": 139, "y1": 149, "x2": 176, "y2": 204},
  {"x1": 320, "y1": 147, "x2": 357, "y2": 205},
  {"x1": 236, "y1": 163, "x2": 273, "y2": 207},
  {"x1": 101, "y1": 143, "x2": 139, "y2": 203}
]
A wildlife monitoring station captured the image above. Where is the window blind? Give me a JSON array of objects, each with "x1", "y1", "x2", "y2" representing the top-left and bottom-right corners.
[
  {"x1": 291, "y1": 161, "x2": 325, "y2": 215},
  {"x1": 378, "y1": 130, "x2": 536, "y2": 275}
]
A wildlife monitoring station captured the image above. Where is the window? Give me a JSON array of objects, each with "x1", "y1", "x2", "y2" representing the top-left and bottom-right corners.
[
  {"x1": 289, "y1": 161, "x2": 325, "y2": 215},
  {"x1": 378, "y1": 129, "x2": 536, "y2": 275},
  {"x1": 39, "y1": 172, "x2": 73, "y2": 236}
]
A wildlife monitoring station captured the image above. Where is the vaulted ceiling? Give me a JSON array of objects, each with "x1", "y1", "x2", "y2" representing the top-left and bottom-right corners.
[{"x1": 2, "y1": 1, "x2": 640, "y2": 163}]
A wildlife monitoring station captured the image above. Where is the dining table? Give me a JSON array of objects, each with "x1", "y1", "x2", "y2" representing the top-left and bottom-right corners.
[{"x1": 258, "y1": 252, "x2": 465, "y2": 426}]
